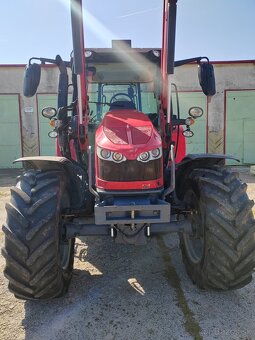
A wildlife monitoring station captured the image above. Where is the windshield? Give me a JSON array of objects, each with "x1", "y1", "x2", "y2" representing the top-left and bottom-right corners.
[{"x1": 88, "y1": 82, "x2": 158, "y2": 122}]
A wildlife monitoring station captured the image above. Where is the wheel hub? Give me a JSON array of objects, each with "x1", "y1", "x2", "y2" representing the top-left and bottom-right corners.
[{"x1": 183, "y1": 190, "x2": 205, "y2": 264}]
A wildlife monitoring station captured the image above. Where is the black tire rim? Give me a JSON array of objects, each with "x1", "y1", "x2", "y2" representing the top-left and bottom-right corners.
[{"x1": 183, "y1": 189, "x2": 205, "y2": 264}]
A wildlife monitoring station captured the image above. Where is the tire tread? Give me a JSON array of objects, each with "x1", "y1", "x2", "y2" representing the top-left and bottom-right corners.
[
  {"x1": 179, "y1": 165, "x2": 255, "y2": 291},
  {"x1": 2, "y1": 170, "x2": 74, "y2": 300}
]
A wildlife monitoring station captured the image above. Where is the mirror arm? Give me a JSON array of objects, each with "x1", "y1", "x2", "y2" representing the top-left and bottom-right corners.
[
  {"x1": 28, "y1": 57, "x2": 71, "y2": 68},
  {"x1": 55, "y1": 55, "x2": 68, "y2": 75},
  {"x1": 172, "y1": 118, "x2": 186, "y2": 126},
  {"x1": 174, "y1": 56, "x2": 209, "y2": 67}
]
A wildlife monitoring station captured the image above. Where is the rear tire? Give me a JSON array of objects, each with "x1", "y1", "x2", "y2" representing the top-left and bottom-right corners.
[
  {"x1": 2, "y1": 170, "x2": 75, "y2": 300},
  {"x1": 179, "y1": 166, "x2": 255, "y2": 290}
]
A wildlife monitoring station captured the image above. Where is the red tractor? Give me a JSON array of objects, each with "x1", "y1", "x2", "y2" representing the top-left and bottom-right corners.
[{"x1": 2, "y1": 0, "x2": 255, "y2": 300}]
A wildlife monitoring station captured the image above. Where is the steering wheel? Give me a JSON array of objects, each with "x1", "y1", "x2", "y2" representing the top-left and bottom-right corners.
[{"x1": 110, "y1": 93, "x2": 133, "y2": 104}]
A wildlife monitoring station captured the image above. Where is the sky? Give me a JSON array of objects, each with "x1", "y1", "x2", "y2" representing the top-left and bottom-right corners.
[{"x1": 1, "y1": 0, "x2": 255, "y2": 64}]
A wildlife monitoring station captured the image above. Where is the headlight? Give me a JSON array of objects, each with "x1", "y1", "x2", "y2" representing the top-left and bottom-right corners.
[
  {"x1": 137, "y1": 148, "x2": 162, "y2": 162},
  {"x1": 183, "y1": 129, "x2": 194, "y2": 138},
  {"x1": 112, "y1": 152, "x2": 124, "y2": 162},
  {"x1": 139, "y1": 152, "x2": 150, "y2": 162},
  {"x1": 48, "y1": 130, "x2": 58, "y2": 138},
  {"x1": 97, "y1": 147, "x2": 126, "y2": 162},
  {"x1": 188, "y1": 107, "x2": 203, "y2": 119},
  {"x1": 100, "y1": 149, "x2": 111, "y2": 159},
  {"x1": 85, "y1": 50, "x2": 93, "y2": 58},
  {"x1": 42, "y1": 107, "x2": 57, "y2": 119},
  {"x1": 151, "y1": 148, "x2": 160, "y2": 158},
  {"x1": 152, "y1": 50, "x2": 160, "y2": 58}
]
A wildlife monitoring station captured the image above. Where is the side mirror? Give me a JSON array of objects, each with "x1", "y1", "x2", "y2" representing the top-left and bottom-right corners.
[
  {"x1": 198, "y1": 62, "x2": 216, "y2": 96},
  {"x1": 23, "y1": 63, "x2": 41, "y2": 97}
]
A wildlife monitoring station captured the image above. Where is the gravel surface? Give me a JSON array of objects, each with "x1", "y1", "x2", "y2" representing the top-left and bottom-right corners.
[{"x1": 0, "y1": 166, "x2": 255, "y2": 340}]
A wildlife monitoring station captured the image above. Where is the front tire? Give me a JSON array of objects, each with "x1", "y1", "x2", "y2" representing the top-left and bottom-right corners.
[
  {"x1": 2, "y1": 170, "x2": 75, "y2": 300},
  {"x1": 179, "y1": 166, "x2": 255, "y2": 290}
]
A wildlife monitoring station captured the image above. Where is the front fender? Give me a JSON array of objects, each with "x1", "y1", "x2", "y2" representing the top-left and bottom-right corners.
[
  {"x1": 14, "y1": 156, "x2": 85, "y2": 208},
  {"x1": 175, "y1": 153, "x2": 239, "y2": 198},
  {"x1": 180, "y1": 153, "x2": 239, "y2": 164},
  {"x1": 14, "y1": 156, "x2": 73, "y2": 170}
]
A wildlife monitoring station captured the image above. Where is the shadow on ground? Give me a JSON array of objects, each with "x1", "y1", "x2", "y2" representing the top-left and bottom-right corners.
[
  {"x1": 21, "y1": 234, "x2": 255, "y2": 340},
  {"x1": 22, "y1": 236, "x2": 192, "y2": 340}
]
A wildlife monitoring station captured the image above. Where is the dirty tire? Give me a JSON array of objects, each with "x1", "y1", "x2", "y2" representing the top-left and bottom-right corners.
[
  {"x1": 2, "y1": 170, "x2": 75, "y2": 300},
  {"x1": 179, "y1": 166, "x2": 255, "y2": 290}
]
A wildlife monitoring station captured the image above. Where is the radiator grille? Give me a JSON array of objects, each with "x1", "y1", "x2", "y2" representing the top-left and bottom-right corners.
[{"x1": 98, "y1": 159, "x2": 161, "y2": 182}]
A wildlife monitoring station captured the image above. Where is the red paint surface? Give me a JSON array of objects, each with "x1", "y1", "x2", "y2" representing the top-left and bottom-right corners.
[
  {"x1": 56, "y1": 139, "x2": 76, "y2": 159},
  {"x1": 96, "y1": 110, "x2": 162, "y2": 160},
  {"x1": 95, "y1": 110, "x2": 163, "y2": 190},
  {"x1": 172, "y1": 126, "x2": 186, "y2": 163},
  {"x1": 96, "y1": 178, "x2": 163, "y2": 190}
]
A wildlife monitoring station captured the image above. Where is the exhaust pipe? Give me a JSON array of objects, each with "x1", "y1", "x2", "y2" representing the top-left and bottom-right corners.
[
  {"x1": 88, "y1": 145, "x2": 100, "y2": 202},
  {"x1": 163, "y1": 144, "x2": 175, "y2": 199}
]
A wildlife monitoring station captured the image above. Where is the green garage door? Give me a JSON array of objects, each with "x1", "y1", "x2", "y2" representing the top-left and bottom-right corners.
[
  {"x1": 226, "y1": 90, "x2": 255, "y2": 164},
  {"x1": 178, "y1": 92, "x2": 207, "y2": 154},
  {"x1": 0, "y1": 95, "x2": 22, "y2": 168}
]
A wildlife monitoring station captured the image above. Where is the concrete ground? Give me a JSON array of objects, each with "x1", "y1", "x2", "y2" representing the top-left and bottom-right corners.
[{"x1": 0, "y1": 167, "x2": 255, "y2": 340}]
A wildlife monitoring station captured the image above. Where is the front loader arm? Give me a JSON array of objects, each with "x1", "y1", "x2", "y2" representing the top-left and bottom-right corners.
[
  {"x1": 71, "y1": 0, "x2": 89, "y2": 150},
  {"x1": 161, "y1": 0, "x2": 177, "y2": 118}
]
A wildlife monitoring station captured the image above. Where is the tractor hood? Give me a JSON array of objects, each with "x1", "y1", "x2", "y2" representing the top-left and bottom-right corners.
[{"x1": 95, "y1": 110, "x2": 162, "y2": 160}]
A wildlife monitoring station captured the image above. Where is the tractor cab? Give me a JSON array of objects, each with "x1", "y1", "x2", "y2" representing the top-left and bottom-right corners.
[
  {"x1": 85, "y1": 44, "x2": 160, "y2": 126},
  {"x1": 85, "y1": 46, "x2": 164, "y2": 192}
]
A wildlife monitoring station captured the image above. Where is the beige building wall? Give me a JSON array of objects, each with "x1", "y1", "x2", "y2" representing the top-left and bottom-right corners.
[
  {"x1": 0, "y1": 65, "x2": 60, "y2": 156},
  {"x1": 174, "y1": 62, "x2": 255, "y2": 153},
  {"x1": 0, "y1": 61, "x2": 255, "y2": 157}
]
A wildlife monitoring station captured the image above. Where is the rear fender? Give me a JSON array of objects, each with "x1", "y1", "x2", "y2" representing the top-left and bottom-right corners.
[
  {"x1": 14, "y1": 156, "x2": 85, "y2": 207},
  {"x1": 175, "y1": 153, "x2": 239, "y2": 198}
]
